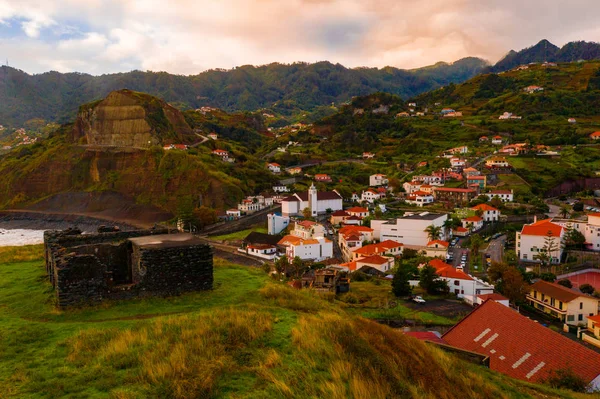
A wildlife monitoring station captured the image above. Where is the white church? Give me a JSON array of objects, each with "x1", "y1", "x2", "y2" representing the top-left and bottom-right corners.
[{"x1": 281, "y1": 183, "x2": 343, "y2": 217}]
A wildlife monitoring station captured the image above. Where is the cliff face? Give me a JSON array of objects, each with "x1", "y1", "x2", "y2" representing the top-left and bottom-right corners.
[{"x1": 72, "y1": 90, "x2": 194, "y2": 147}]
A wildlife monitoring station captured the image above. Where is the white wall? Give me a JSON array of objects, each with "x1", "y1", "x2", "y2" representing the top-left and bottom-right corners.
[
  {"x1": 268, "y1": 214, "x2": 290, "y2": 235},
  {"x1": 375, "y1": 215, "x2": 448, "y2": 246}
]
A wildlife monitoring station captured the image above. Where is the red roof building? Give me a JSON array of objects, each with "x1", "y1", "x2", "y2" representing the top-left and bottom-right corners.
[{"x1": 443, "y1": 300, "x2": 600, "y2": 388}]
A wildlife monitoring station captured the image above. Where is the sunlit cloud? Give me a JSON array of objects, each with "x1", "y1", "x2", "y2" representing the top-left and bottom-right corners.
[{"x1": 0, "y1": 0, "x2": 599, "y2": 75}]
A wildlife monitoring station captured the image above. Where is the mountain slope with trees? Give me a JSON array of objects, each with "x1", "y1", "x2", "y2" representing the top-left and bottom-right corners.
[{"x1": 0, "y1": 58, "x2": 488, "y2": 126}]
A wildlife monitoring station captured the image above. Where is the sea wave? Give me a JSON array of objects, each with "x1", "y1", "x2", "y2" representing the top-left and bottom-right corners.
[{"x1": 0, "y1": 228, "x2": 45, "y2": 247}]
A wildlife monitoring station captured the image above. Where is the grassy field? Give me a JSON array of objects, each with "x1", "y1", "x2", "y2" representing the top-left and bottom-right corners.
[
  {"x1": 0, "y1": 246, "x2": 594, "y2": 398},
  {"x1": 210, "y1": 226, "x2": 268, "y2": 241}
]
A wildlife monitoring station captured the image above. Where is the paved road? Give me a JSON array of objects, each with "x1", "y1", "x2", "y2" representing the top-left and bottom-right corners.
[{"x1": 486, "y1": 234, "x2": 506, "y2": 264}]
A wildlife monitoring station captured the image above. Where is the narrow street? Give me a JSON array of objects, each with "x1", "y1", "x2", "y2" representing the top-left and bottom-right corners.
[{"x1": 486, "y1": 234, "x2": 506, "y2": 264}]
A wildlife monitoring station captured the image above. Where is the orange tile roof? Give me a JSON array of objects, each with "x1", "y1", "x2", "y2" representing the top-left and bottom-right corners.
[
  {"x1": 346, "y1": 207, "x2": 369, "y2": 213},
  {"x1": 530, "y1": 280, "x2": 588, "y2": 303},
  {"x1": 588, "y1": 315, "x2": 600, "y2": 324},
  {"x1": 521, "y1": 219, "x2": 563, "y2": 237},
  {"x1": 454, "y1": 227, "x2": 469, "y2": 232},
  {"x1": 296, "y1": 220, "x2": 317, "y2": 228},
  {"x1": 429, "y1": 259, "x2": 472, "y2": 280},
  {"x1": 339, "y1": 226, "x2": 373, "y2": 235},
  {"x1": 471, "y1": 204, "x2": 499, "y2": 212},
  {"x1": 353, "y1": 240, "x2": 403, "y2": 256},
  {"x1": 442, "y1": 300, "x2": 600, "y2": 385},
  {"x1": 357, "y1": 255, "x2": 391, "y2": 265},
  {"x1": 434, "y1": 187, "x2": 476, "y2": 193},
  {"x1": 427, "y1": 240, "x2": 449, "y2": 248},
  {"x1": 340, "y1": 261, "x2": 357, "y2": 271},
  {"x1": 464, "y1": 216, "x2": 483, "y2": 222},
  {"x1": 590, "y1": 132, "x2": 600, "y2": 137}
]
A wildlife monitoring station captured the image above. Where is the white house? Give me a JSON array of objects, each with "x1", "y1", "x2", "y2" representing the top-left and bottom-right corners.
[
  {"x1": 338, "y1": 225, "x2": 375, "y2": 261},
  {"x1": 281, "y1": 184, "x2": 343, "y2": 217},
  {"x1": 428, "y1": 259, "x2": 494, "y2": 299},
  {"x1": 267, "y1": 163, "x2": 281, "y2": 173},
  {"x1": 267, "y1": 213, "x2": 290, "y2": 235},
  {"x1": 238, "y1": 195, "x2": 273, "y2": 213},
  {"x1": 491, "y1": 136, "x2": 503, "y2": 145},
  {"x1": 516, "y1": 219, "x2": 565, "y2": 263},
  {"x1": 371, "y1": 212, "x2": 448, "y2": 245},
  {"x1": 226, "y1": 209, "x2": 241, "y2": 218},
  {"x1": 363, "y1": 152, "x2": 375, "y2": 159},
  {"x1": 346, "y1": 207, "x2": 369, "y2": 218},
  {"x1": 462, "y1": 216, "x2": 483, "y2": 231},
  {"x1": 208, "y1": 133, "x2": 218, "y2": 140},
  {"x1": 406, "y1": 191, "x2": 434, "y2": 207},
  {"x1": 488, "y1": 190, "x2": 514, "y2": 202},
  {"x1": 471, "y1": 204, "x2": 501, "y2": 222},
  {"x1": 403, "y1": 182, "x2": 422, "y2": 194},
  {"x1": 412, "y1": 175, "x2": 444, "y2": 186},
  {"x1": 361, "y1": 189, "x2": 381, "y2": 204},
  {"x1": 450, "y1": 158, "x2": 466, "y2": 168},
  {"x1": 485, "y1": 156, "x2": 510, "y2": 168},
  {"x1": 554, "y1": 213, "x2": 600, "y2": 251},
  {"x1": 242, "y1": 244, "x2": 278, "y2": 260},
  {"x1": 278, "y1": 235, "x2": 333, "y2": 262},
  {"x1": 370, "y1": 174, "x2": 389, "y2": 187},
  {"x1": 340, "y1": 255, "x2": 395, "y2": 274},
  {"x1": 291, "y1": 221, "x2": 326, "y2": 239},
  {"x1": 273, "y1": 185, "x2": 289, "y2": 193}
]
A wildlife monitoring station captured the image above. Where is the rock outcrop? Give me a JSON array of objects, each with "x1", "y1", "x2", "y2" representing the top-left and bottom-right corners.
[{"x1": 72, "y1": 89, "x2": 193, "y2": 147}]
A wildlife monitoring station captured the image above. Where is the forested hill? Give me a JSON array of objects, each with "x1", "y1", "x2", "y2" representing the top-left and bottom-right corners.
[
  {"x1": 0, "y1": 58, "x2": 487, "y2": 126},
  {"x1": 489, "y1": 40, "x2": 600, "y2": 72}
]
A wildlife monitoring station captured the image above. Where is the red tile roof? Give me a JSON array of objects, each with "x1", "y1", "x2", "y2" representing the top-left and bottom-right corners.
[
  {"x1": 442, "y1": 300, "x2": 600, "y2": 385},
  {"x1": 331, "y1": 210, "x2": 350, "y2": 217},
  {"x1": 463, "y1": 216, "x2": 483, "y2": 222},
  {"x1": 521, "y1": 219, "x2": 563, "y2": 237},
  {"x1": 472, "y1": 204, "x2": 499, "y2": 212},
  {"x1": 454, "y1": 227, "x2": 469, "y2": 233},
  {"x1": 429, "y1": 259, "x2": 473, "y2": 280},
  {"x1": 590, "y1": 132, "x2": 600, "y2": 138},
  {"x1": 296, "y1": 220, "x2": 317, "y2": 228}
]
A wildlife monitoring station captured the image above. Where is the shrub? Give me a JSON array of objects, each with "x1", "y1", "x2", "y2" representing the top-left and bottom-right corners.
[
  {"x1": 579, "y1": 283, "x2": 595, "y2": 295},
  {"x1": 545, "y1": 367, "x2": 589, "y2": 393},
  {"x1": 557, "y1": 279, "x2": 572, "y2": 288}
]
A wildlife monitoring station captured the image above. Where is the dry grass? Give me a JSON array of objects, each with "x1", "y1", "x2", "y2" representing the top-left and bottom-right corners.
[
  {"x1": 66, "y1": 308, "x2": 273, "y2": 398},
  {"x1": 0, "y1": 244, "x2": 44, "y2": 264}
]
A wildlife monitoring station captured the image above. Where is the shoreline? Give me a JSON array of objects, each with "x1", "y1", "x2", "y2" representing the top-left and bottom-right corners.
[{"x1": 0, "y1": 210, "x2": 142, "y2": 233}]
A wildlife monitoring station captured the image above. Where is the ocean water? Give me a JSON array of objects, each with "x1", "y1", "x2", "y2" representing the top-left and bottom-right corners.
[{"x1": 0, "y1": 228, "x2": 45, "y2": 247}]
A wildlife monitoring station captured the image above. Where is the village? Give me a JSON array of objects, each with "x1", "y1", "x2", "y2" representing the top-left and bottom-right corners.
[{"x1": 198, "y1": 106, "x2": 600, "y2": 390}]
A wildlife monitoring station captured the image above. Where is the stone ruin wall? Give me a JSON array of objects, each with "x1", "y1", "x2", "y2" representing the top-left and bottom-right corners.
[{"x1": 44, "y1": 228, "x2": 213, "y2": 308}]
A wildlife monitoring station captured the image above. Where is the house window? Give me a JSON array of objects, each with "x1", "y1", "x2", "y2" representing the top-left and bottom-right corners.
[
  {"x1": 578, "y1": 314, "x2": 583, "y2": 321},
  {"x1": 559, "y1": 302, "x2": 563, "y2": 310},
  {"x1": 550, "y1": 298, "x2": 555, "y2": 307},
  {"x1": 580, "y1": 302, "x2": 583, "y2": 310},
  {"x1": 454, "y1": 289, "x2": 460, "y2": 295},
  {"x1": 567, "y1": 315, "x2": 575, "y2": 322},
  {"x1": 461, "y1": 290, "x2": 464, "y2": 294},
  {"x1": 454, "y1": 280, "x2": 460, "y2": 286}
]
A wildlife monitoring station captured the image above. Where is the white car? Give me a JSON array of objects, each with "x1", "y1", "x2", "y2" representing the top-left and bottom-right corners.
[{"x1": 412, "y1": 296, "x2": 426, "y2": 304}]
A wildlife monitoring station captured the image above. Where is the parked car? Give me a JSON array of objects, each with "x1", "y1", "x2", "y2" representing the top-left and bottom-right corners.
[
  {"x1": 412, "y1": 296, "x2": 426, "y2": 304},
  {"x1": 456, "y1": 265, "x2": 464, "y2": 271}
]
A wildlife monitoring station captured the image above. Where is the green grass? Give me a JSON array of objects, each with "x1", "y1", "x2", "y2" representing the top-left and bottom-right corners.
[
  {"x1": 0, "y1": 247, "x2": 594, "y2": 398},
  {"x1": 210, "y1": 226, "x2": 267, "y2": 241}
]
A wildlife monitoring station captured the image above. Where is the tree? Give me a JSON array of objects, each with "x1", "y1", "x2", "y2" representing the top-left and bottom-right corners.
[
  {"x1": 374, "y1": 206, "x2": 383, "y2": 219},
  {"x1": 419, "y1": 265, "x2": 448, "y2": 295},
  {"x1": 502, "y1": 267, "x2": 529, "y2": 303},
  {"x1": 540, "y1": 272, "x2": 556, "y2": 282},
  {"x1": 558, "y1": 206, "x2": 570, "y2": 219},
  {"x1": 534, "y1": 230, "x2": 559, "y2": 267},
  {"x1": 564, "y1": 227, "x2": 585, "y2": 249},
  {"x1": 557, "y1": 279, "x2": 573, "y2": 288},
  {"x1": 326, "y1": 208, "x2": 333, "y2": 214},
  {"x1": 545, "y1": 368, "x2": 589, "y2": 393},
  {"x1": 292, "y1": 256, "x2": 306, "y2": 278},
  {"x1": 424, "y1": 224, "x2": 442, "y2": 241},
  {"x1": 193, "y1": 206, "x2": 217, "y2": 228},
  {"x1": 469, "y1": 233, "x2": 484, "y2": 253},
  {"x1": 490, "y1": 196, "x2": 502, "y2": 209},
  {"x1": 392, "y1": 264, "x2": 413, "y2": 297},
  {"x1": 503, "y1": 250, "x2": 518, "y2": 266},
  {"x1": 302, "y1": 207, "x2": 312, "y2": 220},
  {"x1": 401, "y1": 248, "x2": 419, "y2": 260},
  {"x1": 580, "y1": 283, "x2": 595, "y2": 295},
  {"x1": 274, "y1": 256, "x2": 290, "y2": 278},
  {"x1": 573, "y1": 202, "x2": 584, "y2": 212}
]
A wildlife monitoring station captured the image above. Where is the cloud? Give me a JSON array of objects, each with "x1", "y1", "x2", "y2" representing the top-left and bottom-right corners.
[{"x1": 1, "y1": 0, "x2": 600, "y2": 75}]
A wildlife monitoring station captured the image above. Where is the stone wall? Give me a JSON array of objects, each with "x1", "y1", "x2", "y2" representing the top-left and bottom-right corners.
[{"x1": 44, "y1": 228, "x2": 212, "y2": 308}]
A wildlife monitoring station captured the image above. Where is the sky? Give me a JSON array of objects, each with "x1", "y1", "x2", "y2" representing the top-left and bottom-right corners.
[{"x1": 1, "y1": 0, "x2": 600, "y2": 76}]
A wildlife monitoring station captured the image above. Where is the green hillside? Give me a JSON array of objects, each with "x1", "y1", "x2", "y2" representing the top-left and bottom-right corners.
[
  {"x1": 0, "y1": 58, "x2": 488, "y2": 127},
  {"x1": 0, "y1": 246, "x2": 594, "y2": 399}
]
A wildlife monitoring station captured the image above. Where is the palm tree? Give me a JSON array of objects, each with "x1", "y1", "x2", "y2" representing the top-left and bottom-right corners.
[
  {"x1": 559, "y1": 206, "x2": 569, "y2": 219},
  {"x1": 424, "y1": 224, "x2": 442, "y2": 242}
]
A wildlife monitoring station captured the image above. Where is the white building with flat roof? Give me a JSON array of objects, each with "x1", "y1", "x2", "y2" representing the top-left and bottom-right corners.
[
  {"x1": 267, "y1": 213, "x2": 290, "y2": 235},
  {"x1": 371, "y1": 212, "x2": 448, "y2": 246}
]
